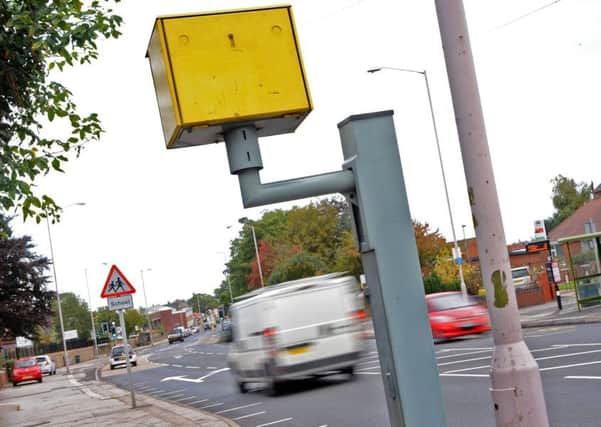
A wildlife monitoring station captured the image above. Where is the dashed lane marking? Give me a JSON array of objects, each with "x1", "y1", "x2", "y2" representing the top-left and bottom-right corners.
[
  {"x1": 564, "y1": 376, "x2": 601, "y2": 380},
  {"x1": 201, "y1": 402, "x2": 224, "y2": 409},
  {"x1": 231, "y1": 411, "x2": 266, "y2": 421},
  {"x1": 189, "y1": 399, "x2": 209, "y2": 404},
  {"x1": 216, "y1": 402, "x2": 263, "y2": 414},
  {"x1": 255, "y1": 417, "x2": 293, "y2": 426}
]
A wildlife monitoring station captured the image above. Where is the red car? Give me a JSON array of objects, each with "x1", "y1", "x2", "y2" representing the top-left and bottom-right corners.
[
  {"x1": 426, "y1": 292, "x2": 490, "y2": 340},
  {"x1": 11, "y1": 358, "x2": 43, "y2": 386}
]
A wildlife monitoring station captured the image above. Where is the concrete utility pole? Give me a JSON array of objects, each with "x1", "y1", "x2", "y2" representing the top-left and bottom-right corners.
[{"x1": 435, "y1": 1, "x2": 549, "y2": 425}]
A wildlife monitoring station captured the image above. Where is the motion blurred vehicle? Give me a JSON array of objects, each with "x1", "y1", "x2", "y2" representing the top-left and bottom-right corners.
[
  {"x1": 228, "y1": 273, "x2": 366, "y2": 395},
  {"x1": 426, "y1": 291, "x2": 490, "y2": 340},
  {"x1": 168, "y1": 327, "x2": 184, "y2": 344},
  {"x1": 109, "y1": 344, "x2": 137, "y2": 369},
  {"x1": 35, "y1": 355, "x2": 56, "y2": 375},
  {"x1": 12, "y1": 358, "x2": 43, "y2": 386}
]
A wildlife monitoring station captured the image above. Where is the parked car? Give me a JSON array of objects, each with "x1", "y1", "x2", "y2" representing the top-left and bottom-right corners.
[
  {"x1": 426, "y1": 291, "x2": 490, "y2": 340},
  {"x1": 511, "y1": 266, "x2": 532, "y2": 287},
  {"x1": 168, "y1": 328, "x2": 184, "y2": 344},
  {"x1": 227, "y1": 273, "x2": 366, "y2": 395},
  {"x1": 35, "y1": 355, "x2": 56, "y2": 375},
  {"x1": 12, "y1": 358, "x2": 43, "y2": 386},
  {"x1": 109, "y1": 344, "x2": 137, "y2": 369}
]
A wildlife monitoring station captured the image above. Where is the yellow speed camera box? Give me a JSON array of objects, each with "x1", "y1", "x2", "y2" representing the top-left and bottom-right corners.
[{"x1": 146, "y1": 5, "x2": 312, "y2": 149}]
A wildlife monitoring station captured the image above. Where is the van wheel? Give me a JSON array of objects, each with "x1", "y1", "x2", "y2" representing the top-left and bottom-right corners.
[
  {"x1": 38, "y1": 377, "x2": 43, "y2": 383},
  {"x1": 267, "y1": 377, "x2": 281, "y2": 396},
  {"x1": 238, "y1": 380, "x2": 248, "y2": 393}
]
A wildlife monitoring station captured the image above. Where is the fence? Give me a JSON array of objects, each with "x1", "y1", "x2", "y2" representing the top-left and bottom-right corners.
[{"x1": 2, "y1": 337, "x2": 98, "y2": 361}]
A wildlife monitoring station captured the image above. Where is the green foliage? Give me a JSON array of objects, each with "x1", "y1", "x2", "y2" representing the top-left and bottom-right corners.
[
  {"x1": 413, "y1": 221, "x2": 448, "y2": 277},
  {"x1": 545, "y1": 175, "x2": 592, "y2": 232},
  {"x1": 0, "y1": 215, "x2": 54, "y2": 338},
  {"x1": 0, "y1": 0, "x2": 123, "y2": 223},
  {"x1": 268, "y1": 251, "x2": 328, "y2": 284},
  {"x1": 423, "y1": 273, "x2": 460, "y2": 295},
  {"x1": 52, "y1": 292, "x2": 91, "y2": 340},
  {"x1": 187, "y1": 293, "x2": 219, "y2": 313},
  {"x1": 124, "y1": 309, "x2": 145, "y2": 332}
]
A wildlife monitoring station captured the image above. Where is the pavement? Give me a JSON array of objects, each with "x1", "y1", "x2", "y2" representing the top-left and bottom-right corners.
[
  {"x1": 519, "y1": 289, "x2": 601, "y2": 327},
  {"x1": 0, "y1": 335, "x2": 238, "y2": 427}
]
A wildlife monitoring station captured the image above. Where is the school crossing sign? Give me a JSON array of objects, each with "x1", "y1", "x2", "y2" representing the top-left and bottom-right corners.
[{"x1": 101, "y1": 264, "x2": 136, "y2": 310}]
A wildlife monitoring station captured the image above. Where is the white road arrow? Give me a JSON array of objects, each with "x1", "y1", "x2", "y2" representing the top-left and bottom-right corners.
[{"x1": 161, "y1": 367, "x2": 230, "y2": 383}]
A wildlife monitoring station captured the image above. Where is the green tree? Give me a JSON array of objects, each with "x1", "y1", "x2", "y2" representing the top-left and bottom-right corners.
[
  {"x1": 333, "y1": 229, "x2": 362, "y2": 277},
  {"x1": 187, "y1": 293, "x2": 219, "y2": 313},
  {"x1": 124, "y1": 309, "x2": 145, "y2": 333},
  {"x1": 545, "y1": 175, "x2": 592, "y2": 231},
  {"x1": 413, "y1": 221, "x2": 447, "y2": 277},
  {"x1": 53, "y1": 292, "x2": 91, "y2": 340},
  {"x1": 1, "y1": 0, "x2": 123, "y2": 223},
  {"x1": 0, "y1": 215, "x2": 53, "y2": 338},
  {"x1": 268, "y1": 251, "x2": 328, "y2": 284}
]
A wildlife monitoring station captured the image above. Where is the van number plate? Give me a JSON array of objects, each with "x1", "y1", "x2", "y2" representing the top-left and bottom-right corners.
[{"x1": 287, "y1": 345, "x2": 310, "y2": 355}]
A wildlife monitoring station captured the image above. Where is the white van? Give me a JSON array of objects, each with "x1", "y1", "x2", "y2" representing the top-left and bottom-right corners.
[
  {"x1": 227, "y1": 273, "x2": 367, "y2": 395},
  {"x1": 511, "y1": 266, "x2": 532, "y2": 287}
]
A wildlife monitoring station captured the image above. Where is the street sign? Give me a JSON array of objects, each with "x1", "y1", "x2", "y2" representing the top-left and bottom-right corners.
[
  {"x1": 526, "y1": 240, "x2": 550, "y2": 253},
  {"x1": 101, "y1": 264, "x2": 136, "y2": 298},
  {"x1": 64, "y1": 329, "x2": 78, "y2": 340},
  {"x1": 108, "y1": 294, "x2": 134, "y2": 311},
  {"x1": 534, "y1": 219, "x2": 547, "y2": 241}
]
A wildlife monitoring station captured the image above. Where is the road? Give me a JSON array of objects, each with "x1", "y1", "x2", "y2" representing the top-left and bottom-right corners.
[{"x1": 103, "y1": 324, "x2": 601, "y2": 427}]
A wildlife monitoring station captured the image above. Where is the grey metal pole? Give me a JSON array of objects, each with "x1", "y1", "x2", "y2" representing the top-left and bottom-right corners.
[
  {"x1": 84, "y1": 268, "x2": 98, "y2": 357},
  {"x1": 118, "y1": 309, "x2": 136, "y2": 408},
  {"x1": 45, "y1": 217, "x2": 70, "y2": 375},
  {"x1": 250, "y1": 225, "x2": 265, "y2": 288},
  {"x1": 140, "y1": 269, "x2": 154, "y2": 346},
  {"x1": 422, "y1": 70, "x2": 467, "y2": 296},
  {"x1": 367, "y1": 66, "x2": 467, "y2": 296},
  {"x1": 435, "y1": 1, "x2": 549, "y2": 425}
]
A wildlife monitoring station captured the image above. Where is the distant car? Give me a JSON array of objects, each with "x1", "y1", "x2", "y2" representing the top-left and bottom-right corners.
[
  {"x1": 168, "y1": 328, "x2": 184, "y2": 344},
  {"x1": 12, "y1": 358, "x2": 43, "y2": 386},
  {"x1": 109, "y1": 344, "x2": 137, "y2": 369},
  {"x1": 426, "y1": 292, "x2": 490, "y2": 340},
  {"x1": 35, "y1": 355, "x2": 56, "y2": 375},
  {"x1": 183, "y1": 328, "x2": 192, "y2": 337}
]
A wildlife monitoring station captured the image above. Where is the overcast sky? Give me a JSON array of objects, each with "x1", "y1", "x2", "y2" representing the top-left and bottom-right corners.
[{"x1": 9, "y1": 0, "x2": 601, "y2": 310}]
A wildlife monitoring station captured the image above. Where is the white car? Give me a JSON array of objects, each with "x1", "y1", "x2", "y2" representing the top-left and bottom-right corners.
[
  {"x1": 109, "y1": 344, "x2": 137, "y2": 370},
  {"x1": 35, "y1": 355, "x2": 56, "y2": 375}
]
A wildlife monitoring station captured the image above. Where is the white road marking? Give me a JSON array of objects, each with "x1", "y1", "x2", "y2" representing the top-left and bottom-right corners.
[
  {"x1": 437, "y1": 355, "x2": 491, "y2": 367},
  {"x1": 207, "y1": 366, "x2": 217, "y2": 370},
  {"x1": 553, "y1": 343, "x2": 601, "y2": 348},
  {"x1": 564, "y1": 376, "x2": 601, "y2": 380},
  {"x1": 185, "y1": 366, "x2": 200, "y2": 369},
  {"x1": 201, "y1": 402, "x2": 225, "y2": 409},
  {"x1": 189, "y1": 399, "x2": 209, "y2": 404},
  {"x1": 156, "y1": 389, "x2": 186, "y2": 396},
  {"x1": 438, "y1": 347, "x2": 492, "y2": 352},
  {"x1": 255, "y1": 417, "x2": 293, "y2": 426},
  {"x1": 355, "y1": 371, "x2": 382, "y2": 375},
  {"x1": 539, "y1": 360, "x2": 601, "y2": 372},
  {"x1": 535, "y1": 348, "x2": 601, "y2": 362},
  {"x1": 174, "y1": 355, "x2": 183, "y2": 359},
  {"x1": 442, "y1": 364, "x2": 490, "y2": 374},
  {"x1": 231, "y1": 411, "x2": 266, "y2": 421},
  {"x1": 173, "y1": 364, "x2": 184, "y2": 368},
  {"x1": 436, "y1": 349, "x2": 491, "y2": 359},
  {"x1": 440, "y1": 373, "x2": 489, "y2": 378},
  {"x1": 173, "y1": 395, "x2": 200, "y2": 402},
  {"x1": 161, "y1": 367, "x2": 231, "y2": 383},
  {"x1": 216, "y1": 402, "x2": 263, "y2": 414}
]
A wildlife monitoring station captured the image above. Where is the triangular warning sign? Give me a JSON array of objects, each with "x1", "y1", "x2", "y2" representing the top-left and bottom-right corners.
[{"x1": 100, "y1": 264, "x2": 136, "y2": 298}]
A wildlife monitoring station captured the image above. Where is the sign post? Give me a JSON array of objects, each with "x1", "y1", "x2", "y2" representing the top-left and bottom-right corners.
[{"x1": 101, "y1": 264, "x2": 137, "y2": 409}]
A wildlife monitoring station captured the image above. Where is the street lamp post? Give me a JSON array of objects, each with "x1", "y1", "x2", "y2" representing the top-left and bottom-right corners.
[
  {"x1": 368, "y1": 66, "x2": 467, "y2": 296},
  {"x1": 84, "y1": 268, "x2": 98, "y2": 356},
  {"x1": 218, "y1": 251, "x2": 234, "y2": 303},
  {"x1": 140, "y1": 268, "x2": 154, "y2": 346},
  {"x1": 462, "y1": 224, "x2": 469, "y2": 263},
  {"x1": 249, "y1": 224, "x2": 264, "y2": 288},
  {"x1": 44, "y1": 202, "x2": 85, "y2": 374}
]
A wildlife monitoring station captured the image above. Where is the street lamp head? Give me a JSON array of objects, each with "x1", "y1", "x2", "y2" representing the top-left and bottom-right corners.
[{"x1": 367, "y1": 67, "x2": 382, "y2": 74}]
